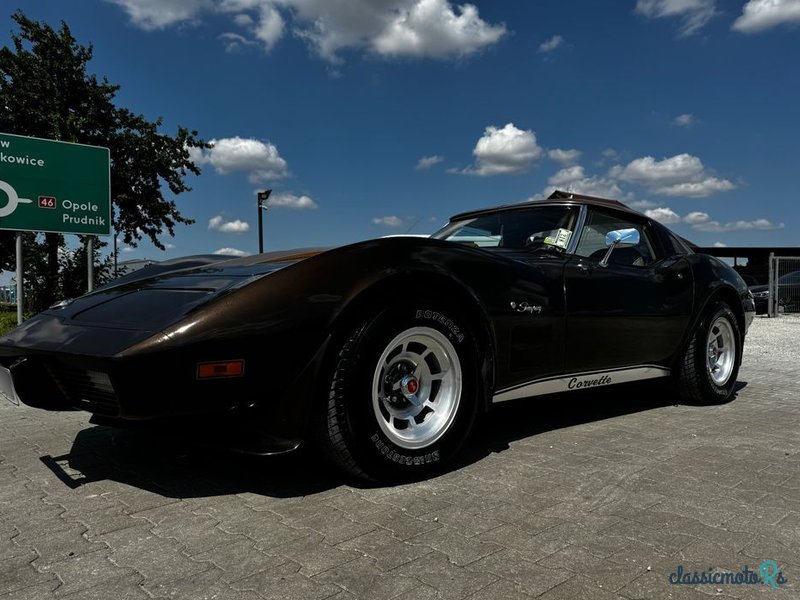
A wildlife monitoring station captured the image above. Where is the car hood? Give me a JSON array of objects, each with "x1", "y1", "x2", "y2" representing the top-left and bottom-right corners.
[
  {"x1": 0, "y1": 247, "x2": 328, "y2": 357},
  {"x1": 749, "y1": 284, "x2": 768, "y2": 293}
]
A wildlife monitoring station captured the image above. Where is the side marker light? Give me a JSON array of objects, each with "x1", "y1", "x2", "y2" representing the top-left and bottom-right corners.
[{"x1": 197, "y1": 360, "x2": 245, "y2": 379}]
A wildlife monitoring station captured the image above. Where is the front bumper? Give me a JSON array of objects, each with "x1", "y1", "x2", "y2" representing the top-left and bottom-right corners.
[
  {"x1": 4, "y1": 353, "x2": 251, "y2": 419},
  {"x1": 2, "y1": 352, "x2": 304, "y2": 451}
]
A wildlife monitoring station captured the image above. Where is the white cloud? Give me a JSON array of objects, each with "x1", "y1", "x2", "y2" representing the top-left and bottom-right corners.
[
  {"x1": 252, "y1": 3, "x2": 285, "y2": 49},
  {"x1": 548, "y1": 165, "x2": 624, "y2": 198},
  {"x1": 218, "y1": 31, "x2": 261, "y2": 52},
  {"x1": 373, "y1": 216, "x2": 403, "y2": 227},
  {"x1": 107, "y1": 0, "x2": 211, "y2": 30},
  {"x1": 635, "y1": 0, "x2": 717, "y2": 35},
  {"x1": 371, "y1": 0, "x2": 507, "y2": 60},
  {"x1": 214, "y1": 247, "x2": 250, "y2": 256},
  {"x1": 601, "y1": 148, "x2": 619, "y2": 159},
  {"x1": 416, "y1": 155, "x2": 444, "y2": 170},
  {"x1": 219, "y1": 2, "x2": 285, "y2": 49},
  {"x1": 266, "y1": 192, "x2": 318, "y2": 209},
  {"x1": 733, "y1": 0, "x2": 800, "y2": 33},
  {"x1": 453, "y1": 123, "x2": 543, "y2": 176},
  {"x1": 531, "y1": 165, "x2": 625, "y2": 200},
  {"x1": 122, "y1": 246, "x2": 135, "y2": 253},
  {"x1": 548, "y1": 165, "x2": 585, "y2": 187},
  {"x1": 713, "y1": 241, "x2": 728, "y2": 247},
  {"x1": 641, "y1": 207, "x2": 783, "y2": 233},
  {"x1": 683, "y1": 211, "x2": 710, "y2": 225},
  {"x1": 645, "y1": 207, "x2": 682, "y2": 224},
  {"x1": 610, "y1": 153, "x2": 704, "y2": 185},
  {"x1": 208, "y1": 215, "x2": 251, "y2": 233},
  {"x1": 692, "y1": 218, "x2": 784, "y2": 232},
  {"x1": 194, "y1": 137, "x2": 289, "y2": 182},
  {"x1": 655, "y1": 178, "x2": 736, "y2": 197},
  {"x1": 110, "y1": 1, "x2": 505, "y2": 62},
  {"x1": 538, "y1": 35, "x2": 563, "y2": 53},
  {"x1": 609, "y1": 153, "x2": 735, "y2": 197},
  {"x1": 629, "y1": 199, "x2": 659, "y2": 210},
  {"x1": 674, "y1": 113, "x2": 695, "y2": 127},
  {"x1": 232, "y1": 12, "x2": 254, "y2": 27},
  {"x1": 547, "y1": 148, "x2": 582, "y2": 165}
]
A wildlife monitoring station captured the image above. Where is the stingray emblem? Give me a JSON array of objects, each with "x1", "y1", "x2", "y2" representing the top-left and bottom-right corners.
[
  {"x1": 0, "y1": 180, "x2": 33, "y2": 218},
  {"x1": 510, "y1": 301, "x2": 542, "y2": 314}
]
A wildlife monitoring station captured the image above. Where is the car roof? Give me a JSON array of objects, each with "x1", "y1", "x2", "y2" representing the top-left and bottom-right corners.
[{"x1": 449, "y1": 189, "x2": 647, "y2": 222}]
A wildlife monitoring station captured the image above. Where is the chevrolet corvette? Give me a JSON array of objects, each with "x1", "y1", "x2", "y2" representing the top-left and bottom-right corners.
[{"x1": 0, "y1": 191, "x2": 756, "y2": 481}]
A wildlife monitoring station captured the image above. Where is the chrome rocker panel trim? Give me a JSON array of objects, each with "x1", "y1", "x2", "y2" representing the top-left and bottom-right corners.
[{"x1": 492, "y1": 365, "x2": 672, "y2": 403}]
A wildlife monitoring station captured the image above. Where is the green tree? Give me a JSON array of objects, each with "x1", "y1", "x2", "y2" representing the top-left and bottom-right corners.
[
  {"x1": 0, "y1": 10, "x2": 207, "y2": 309},
  {"x1": 58, "y1": 236, "x2": 115, "y2": 299}
]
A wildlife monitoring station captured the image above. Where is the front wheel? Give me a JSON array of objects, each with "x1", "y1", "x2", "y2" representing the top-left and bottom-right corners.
[
  {"x1": 317, "y1": 306, "x2": 480, "y2": 482},
  {"x1": 677, "y1": 301, "x2": 742, "y2": 405}
]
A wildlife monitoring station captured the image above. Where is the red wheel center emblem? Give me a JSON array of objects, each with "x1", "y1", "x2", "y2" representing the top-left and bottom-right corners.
[{"x1": 406, "y1": 378, "x2": 419, "y2": 394}]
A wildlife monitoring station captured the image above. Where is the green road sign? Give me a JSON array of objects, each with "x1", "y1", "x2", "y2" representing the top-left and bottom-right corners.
[{"x1": 0, "y1": 132, "x2": 110, "y2": 235}]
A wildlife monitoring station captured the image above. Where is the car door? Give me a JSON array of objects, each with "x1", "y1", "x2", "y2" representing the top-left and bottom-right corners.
[
  {"x1": 437, "y1": 205, "x2": 578, "y2": 395},
  {"x1": 493, "y1": 252, "x2": 571, "y2": 389},
  {"x1": 563, "y1": 208, "x2": 693, "y2": 374}
]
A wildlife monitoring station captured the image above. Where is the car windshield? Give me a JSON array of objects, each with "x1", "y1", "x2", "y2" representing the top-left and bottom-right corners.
[
  {"x1": 432, "y1": 206, "x2": 579, "y2": 251},
  {"x1": 778, "y1": 271, "x2": 800, "y2": 284}
]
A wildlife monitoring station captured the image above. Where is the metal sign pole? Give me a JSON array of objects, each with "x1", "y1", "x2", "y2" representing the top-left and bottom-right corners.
[
  {"x1": 768, "y1": 252, "x2": 775, "y2": 318},
  {"x1": 258, "y1": 200, "x2": 264, "y2": 254},
  {"x1": 15, "y1": 231, "x2": 23, "y2": 325},
  {"x1": 257, "y1": 189, "x2": 271, "y2": 254},
  {"x1": 87, "y1": 236, "x2": 94, "y2": 292},
  {"x1": 112, "y1": 204, "x2": 118, "y2": 278}
]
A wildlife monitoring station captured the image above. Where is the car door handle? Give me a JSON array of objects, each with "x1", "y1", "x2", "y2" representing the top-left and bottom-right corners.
[{"x1": 577, "y1": 262, "x2": 592, "y2": 273}]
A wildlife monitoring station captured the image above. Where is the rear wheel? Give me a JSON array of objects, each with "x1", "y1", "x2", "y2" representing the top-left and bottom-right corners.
[
  {"x1": 317, "y1": 305, "x2": 480, "y2": 482},
  {"x1": 677, "y1": 301, "x2": 741, "y2": 405}
]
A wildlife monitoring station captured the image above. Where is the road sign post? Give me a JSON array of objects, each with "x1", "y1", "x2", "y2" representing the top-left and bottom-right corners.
[
  {"x1": 15, "y1": 232, "x2": 22, "y2": 325},
  {"x1": 0, "y1": 132, "x2": 111, "y2": 320}
]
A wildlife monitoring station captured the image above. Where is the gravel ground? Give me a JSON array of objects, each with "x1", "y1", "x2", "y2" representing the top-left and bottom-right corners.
[{"x1": 743, "y1": 313, "x2": 800, "y2": 371}]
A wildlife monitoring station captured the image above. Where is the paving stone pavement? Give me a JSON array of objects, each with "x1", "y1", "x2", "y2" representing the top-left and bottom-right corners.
[{"x1": 1, "y1": 315, "x2": 799, "y2": 599}]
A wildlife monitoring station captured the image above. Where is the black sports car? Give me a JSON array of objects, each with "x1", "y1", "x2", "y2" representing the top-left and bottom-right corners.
[{"x1": 0, "y1": 191, "x2": 756, "y2": 481}]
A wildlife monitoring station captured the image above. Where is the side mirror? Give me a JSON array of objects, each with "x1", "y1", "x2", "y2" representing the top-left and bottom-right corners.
[
  {"x1": 605, "y1": 228, "x2": 640, "y2": 248},
  {"x1": 599, "y1": 228, "x2": 640, "y2": 267}
]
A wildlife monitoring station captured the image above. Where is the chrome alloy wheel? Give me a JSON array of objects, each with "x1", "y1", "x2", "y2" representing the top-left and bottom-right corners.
[
  {"x1": 706, "y1": 316, "x2": 736, "y2": 386},
  {"x1": 371, "y1": 326, "x2": 462, "y2": 450}
]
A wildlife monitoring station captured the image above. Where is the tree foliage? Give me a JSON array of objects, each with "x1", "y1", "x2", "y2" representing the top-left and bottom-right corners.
[{"x1": 0, "y1": 11, "x2": 206, "y2": 309}]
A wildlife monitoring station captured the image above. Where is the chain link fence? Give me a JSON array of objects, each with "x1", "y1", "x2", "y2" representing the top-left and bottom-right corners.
[{"x1": 767, "y1": 254, "x2": 800, "y2": 317}]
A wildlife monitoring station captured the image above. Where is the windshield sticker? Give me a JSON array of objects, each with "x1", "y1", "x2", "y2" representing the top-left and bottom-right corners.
[{"x1": 544, "y1": 228, "x2": 572, "y2": 249}]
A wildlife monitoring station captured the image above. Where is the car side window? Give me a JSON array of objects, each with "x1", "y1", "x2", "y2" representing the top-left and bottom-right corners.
[
  {"x1": 574, "y1": 210, "x2": 656, "y2": 267},
  {"x1": 437, "y1": 206, "x2": 579, "y2": 250},
  {"x1": 780, "y1": 272, "x2": 800, "y2": 284}
]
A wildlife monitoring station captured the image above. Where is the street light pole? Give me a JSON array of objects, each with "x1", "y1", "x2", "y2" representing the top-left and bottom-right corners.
[{"x1": 257, "y1": 190, "x2": 272, "y2": 254}]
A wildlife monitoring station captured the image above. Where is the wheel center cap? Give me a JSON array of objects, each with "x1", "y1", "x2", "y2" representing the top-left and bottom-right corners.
[{"x1": 401, "y1": 375, "x2": 419, "y2": 397}]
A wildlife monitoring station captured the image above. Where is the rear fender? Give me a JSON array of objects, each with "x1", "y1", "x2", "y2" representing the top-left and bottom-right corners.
[{"x1": 671, "y1": 282, "x2": 746, "y2": 372}]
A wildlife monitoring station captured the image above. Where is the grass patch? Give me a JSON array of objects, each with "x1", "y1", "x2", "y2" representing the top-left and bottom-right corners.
[{"x1": 0, "y1": 312, "x2": 20, "y2": 336}]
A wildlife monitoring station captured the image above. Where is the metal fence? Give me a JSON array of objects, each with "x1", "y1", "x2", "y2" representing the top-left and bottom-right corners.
[{"x1": 768, "y1": 254, "x2": 800, "y2": 317}]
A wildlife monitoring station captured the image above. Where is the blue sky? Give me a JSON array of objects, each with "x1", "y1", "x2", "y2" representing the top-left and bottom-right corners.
[{"x1": 3, "y1": 0, "x2": 800, "y2": 262}]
